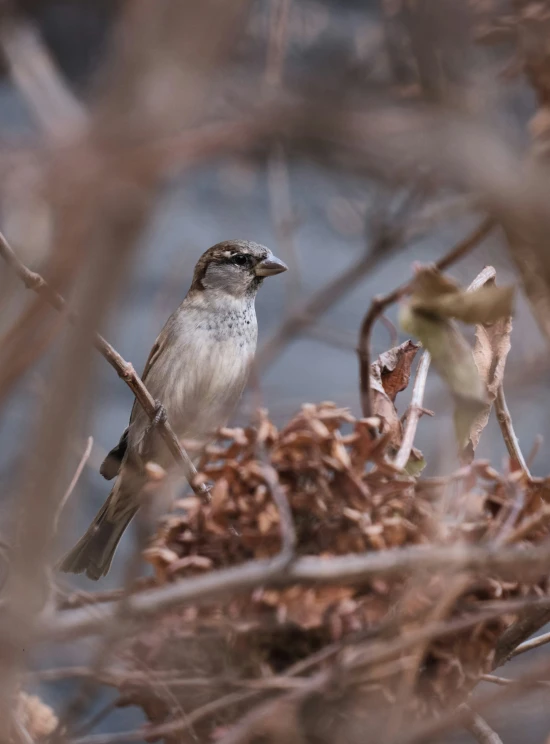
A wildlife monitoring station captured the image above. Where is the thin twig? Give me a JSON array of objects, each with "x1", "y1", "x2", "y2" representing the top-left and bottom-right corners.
[
  {"x1": 259, "y1": 463, "x2": 296, "y2": 562},
  {"x1": 479, "y1": 674, "x2": 550, "y2": 688},
  {"x1": 54, "y1": 436, "x2": 93, "y2": 533},
  {"x1": 0, "y1": 231, "x2": 208, "y2": 499},
  {"x1": 72, "y1": 689, "x2": 261, "y2": 744},
  {"x1": 0, "y1": 19, "x2": 87, "y2": 140},
  {"x1": 493, "y1": 604, "x2": 550, "y2": 669},
  {"x1": 358, "y1": 217, "x2": 495, "y2": 417},
  {"x1": 509, "y1": 629, "x2": 550, "y2": 658},
  {"x1": 459, "y1": 705, "x2": 504, "y2": 744},
  {"x1": 265, "y1": 0, "x2": 292, "y2": 89},
  {"x1": 480, "y1": 674, "x2": 513, "y2": 686},
  {"x1": 267, "y1": 144, "x2": 301, "y2": 305},
  {"x1": 393, "y1": 350, "x2": 431, "y2": 470},
  {"x1": 495, "y1": 386, "x2": 532, "y2": 481},
  {"x1": 502, "y1": 504, "x2": 550, "y2": 545}
]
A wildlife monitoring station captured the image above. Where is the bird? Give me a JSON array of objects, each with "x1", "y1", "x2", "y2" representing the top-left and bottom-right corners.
[{"x1": 59, "y1": 240, "x2": 287, "y2": 580}]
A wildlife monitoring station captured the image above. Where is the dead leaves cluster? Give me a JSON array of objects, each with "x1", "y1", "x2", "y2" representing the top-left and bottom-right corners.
[{"x1": 132, "y1": 401, "x2": 550, "y2": 738}]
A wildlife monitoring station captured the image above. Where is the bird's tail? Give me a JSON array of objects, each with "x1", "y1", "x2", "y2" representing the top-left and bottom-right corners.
[{"x1": 59, "y1": 485, "x2": 137, "y2": 581}]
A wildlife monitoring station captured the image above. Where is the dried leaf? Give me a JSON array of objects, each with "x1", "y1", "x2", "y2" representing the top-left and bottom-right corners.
[
  {"x1": 399, "y1": 305, "x2": 486, "y2": 449},
  {"x1": 370, "y1": 341, "x2": 420, "y2": 449},
  {"x1": 378, "y1": 340, "x2": 420, "y2": 401},
  {"x1": 410, "y1": 267, "x2": 515, "y2": 324},
  {"x1": 464, "y1": 277, "x2": 513, "y2": 460}
]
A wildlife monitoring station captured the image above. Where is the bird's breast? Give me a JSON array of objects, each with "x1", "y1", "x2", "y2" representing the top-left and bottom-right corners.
[{"x1": 164, "y1": 307, "x2": 257, "y2": 440}]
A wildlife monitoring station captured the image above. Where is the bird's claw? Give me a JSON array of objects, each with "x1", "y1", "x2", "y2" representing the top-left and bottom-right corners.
[{"x1": 152, "y1": 400, "x2": 168, "y2": 427}]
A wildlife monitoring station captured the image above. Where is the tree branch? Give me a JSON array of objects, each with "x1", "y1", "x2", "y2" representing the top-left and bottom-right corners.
[
  {"x1": 40, "y1": 539, "x2": 550, "y2": 641},
  {"x1": 0, "y1": 231, "x2": 208, "y2": 499},
  {"x1": 459, "y1": 705, "x2": 504, "y2": 744},
  {"x1": 393, "y1": 350, "x2": 431, "y2": 470},
  {"x1": 495, "y1": 386, "x2": 532, "y2": 480}
]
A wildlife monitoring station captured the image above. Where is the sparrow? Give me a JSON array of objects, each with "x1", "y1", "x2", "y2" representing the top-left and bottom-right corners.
[{"x1": 60, "y1": 240, "x2": 287, "y2": 580}]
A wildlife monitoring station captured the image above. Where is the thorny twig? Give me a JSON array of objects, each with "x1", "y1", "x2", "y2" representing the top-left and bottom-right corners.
[
  {"x1": 358, "y1": 217, "x2": 495, "y2": 417},
  {"x1": 0, "y1": 231, "x2": 208, "y2": 499}
]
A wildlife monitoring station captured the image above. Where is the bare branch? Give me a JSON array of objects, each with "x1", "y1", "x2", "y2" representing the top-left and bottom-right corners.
[
  {"x1": 41, "y1": 539, "x2": 550, "y2": 641},
  {"x1": 0, "y1": 20, "x2": 87, "y2": 140},
  {"x1": 259, "y1": 463, "x2": 296, "y2": 562},
  {"x1": 0, "y1": 231, "x2": 208, "y2": 499},
  {"x1": 393, "y1": 351, "x2": 431, "y2": 470},
  {"x1": 54, "y1": 437, "x2": 93, "y2": 533},
  {"x1": 459, "y1": 705, "x2": 504, "y2": 744},
  {"x1": 495, "y1": 386, "x2": 532, "y2": 480},
  {"x1": 509, "y1": 629, "x2": 550, "y2": 659}
]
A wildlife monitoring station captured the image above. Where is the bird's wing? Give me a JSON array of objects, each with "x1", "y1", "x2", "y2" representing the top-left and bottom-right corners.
[
  {"x1": 100, "y1": 426, "x2": 129, "y2": 480},
  {"x1": 141, "y1": 336, "x2": 163, "y2": 383}
]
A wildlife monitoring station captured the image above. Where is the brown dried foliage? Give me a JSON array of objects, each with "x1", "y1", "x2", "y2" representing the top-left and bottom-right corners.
[{"x1": 114, "y1": 383, "x2": 550, "y2": 740}]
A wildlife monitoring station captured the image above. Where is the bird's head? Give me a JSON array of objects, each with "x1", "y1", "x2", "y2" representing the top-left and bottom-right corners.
[{"x1": 190, "y1": 240, "x2": 287, "y2": 299}]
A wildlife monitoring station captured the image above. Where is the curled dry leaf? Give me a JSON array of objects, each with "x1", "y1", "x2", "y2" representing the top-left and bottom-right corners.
[{"x1": 370, "y1": 340, "x2": 420, "y2": 449}]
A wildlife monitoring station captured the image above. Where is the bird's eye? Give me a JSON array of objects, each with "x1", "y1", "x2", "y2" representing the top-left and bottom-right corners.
[{"x1": 231, "y1": 254, "x2": 249, "y2": 267}]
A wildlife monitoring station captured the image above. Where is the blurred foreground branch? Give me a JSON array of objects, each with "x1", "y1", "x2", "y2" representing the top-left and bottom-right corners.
[{"x1": 42, "y1": 538, "x2": 550, "y2": 641}]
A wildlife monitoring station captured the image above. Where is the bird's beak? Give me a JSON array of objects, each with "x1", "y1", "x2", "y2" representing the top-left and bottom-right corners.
[{"x1": 255, "y1": 254, "x2": 288, "y2": 277}]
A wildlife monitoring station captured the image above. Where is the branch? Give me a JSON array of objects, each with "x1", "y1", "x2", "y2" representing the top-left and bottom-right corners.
[
  {"x1": 54, "y1": 437, "x2": 93, "y2": 533},
  {"x1": 495, "y1": 386, "x2": 532, "y2": 480},
  {"x1": 0, "y1": 231, "x2": 208, "y2": 499},
  {"x1": 0, "y1": 19, "x2": 87, "y2": 140},
  {"x1": 459, "y1": 705, "x2": 504, "y2": 744},
  {"x1": 393, "y1": 350, "x2": 431, "y2": 470},
  {"x1": 508, "y1": 629, "x2": 550, "y2": 659},
  {"x1": 358, "y1": 217, "x2": 495, "y2": 417},
  {"x1": 259, "y1": 463, "x2": 296, "y2": 562},
  {"x1": 493, "y1": 604, "x2": 550, "y2": 669},
  {"x1": 41, "y1": 539, "x2": 550, "y2": 641}
]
